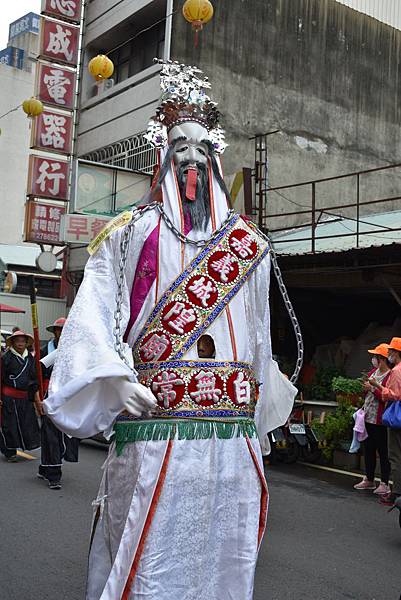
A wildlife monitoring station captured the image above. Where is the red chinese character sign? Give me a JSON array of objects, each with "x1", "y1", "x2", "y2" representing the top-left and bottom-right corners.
[
  {"x1": 62, "y1": 214, "x2": 110, "y2": 243},
  {"x1": 31, "y1": 109, "x2": 73, "y2": 154},
  {"x1": 41, "y1": 0, "x2": 82, "y2": 23},
  {"x1": 37, "y1": 63, "x2": 76, "y2": 109},
  {"x1": 25, "y1": 201, "x2": 66, "y2": 245},
  {"x1": 39, "y1": 17, "x2": 79, "y2": 66},
  {"x1": 28, "y1": 155, "x2": 70, "y2": 201}
]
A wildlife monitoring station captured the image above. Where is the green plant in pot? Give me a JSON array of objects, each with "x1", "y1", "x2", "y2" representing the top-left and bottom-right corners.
[
  {"x1": 331, "y1": 376, "x2": 364, "y2": 406},
  {"x1": 313, "y1": 400, "x2": 356, "y2": 461}
]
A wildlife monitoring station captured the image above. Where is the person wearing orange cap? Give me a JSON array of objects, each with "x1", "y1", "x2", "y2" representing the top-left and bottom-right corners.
[
  {"x1": 0, "y1": 331, "x2": 41, "y2": 461},
  {"x1": 369, "y1": 337, "x2": 401, "y2": 505},
  {"x1": 354, "y1": 344, "x2": 391, "y2": 494},
  {"x1": 37, "y1": 317, "x2": 79, "y2": 490}
]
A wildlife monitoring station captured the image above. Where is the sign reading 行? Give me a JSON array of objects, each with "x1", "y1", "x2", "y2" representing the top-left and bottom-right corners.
[
  {"x1": 62, "y1": 214, "x2": 110, "y2": 244},
  {"x1": 39, "y1": 17, "x2": 79, "y2": 66},
  {"x1": 31, "y1": 109, "x2": 73, "y2": 154},
  {"x1": 37, "y1": 63, "x2": 76, "y2": 109},
  {"x1": 41, "y1": 0, "x2": 82, "y2": 23},
  {"x1": 28, "y1": 155, "x2": 70, "y2": 201},
  {"x1": 25, "y1": 201, "x2": 66, "y2": 245}
]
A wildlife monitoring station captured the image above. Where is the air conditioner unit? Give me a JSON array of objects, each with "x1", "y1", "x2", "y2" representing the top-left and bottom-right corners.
[{"x1": 94, "y1": 78, "x2": 115, "y2": 96}]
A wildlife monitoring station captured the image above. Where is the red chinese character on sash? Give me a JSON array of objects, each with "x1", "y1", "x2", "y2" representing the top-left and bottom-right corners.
[
  {"x1": 226, "y1": 371, "x2": 252, "y2": 406},
  {"x1": 188, "y1": 370, "x2": 224, "y2": 407},
  {"x1": 186, "y1": 275, "x2": 218, "y2": 308},
  {"x1": 161, "y1": 301, "x2": 198, "y2": 336},
  {"x1": 208, "y1": 251, "x2": 239, "y2": 284},
  {"x1": 151, "y1": 371, "x2": 185, "y2": 409},
  {"x1": 139, "y1": 331, "x2": 172, "y2": 363},
  {"x1": 229, "y1": 229, "x2": 258, "y2": 260}
]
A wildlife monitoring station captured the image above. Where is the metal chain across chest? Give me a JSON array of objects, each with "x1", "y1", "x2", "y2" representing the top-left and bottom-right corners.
[
  {"x1": 113, "y1": 203, "x2": 235, "y2": 371},
  {"x1": 113, "y1": 205, "x2": 304, "y2": 384}
]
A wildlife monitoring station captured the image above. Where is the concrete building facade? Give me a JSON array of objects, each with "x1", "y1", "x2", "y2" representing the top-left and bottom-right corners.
[{"x1": 76, "y1": 0, "x2": 401, "y2": 230}]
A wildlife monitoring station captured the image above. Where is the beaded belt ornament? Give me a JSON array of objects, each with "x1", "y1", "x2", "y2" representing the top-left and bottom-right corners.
[
  {"x1": 132, "y1": 215, "x2": 269, "y2": 364},
  {"x1": 121, "y1": 360, "x2": 259, "y2": 420}
]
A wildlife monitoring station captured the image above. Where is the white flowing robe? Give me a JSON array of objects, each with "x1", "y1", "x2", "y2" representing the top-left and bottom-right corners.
[{"x1": 44, "y1": 161, "x2": 297, "y2": 600}]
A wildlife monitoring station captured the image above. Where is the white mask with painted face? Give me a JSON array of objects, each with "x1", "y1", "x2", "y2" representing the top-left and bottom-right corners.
[{"x1": 371, "y1": 357, "x2": 379, "y2": 368}]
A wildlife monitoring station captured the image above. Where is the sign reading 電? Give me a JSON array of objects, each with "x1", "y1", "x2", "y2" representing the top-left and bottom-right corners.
[
  {"x1": 25, "y1": 201, "x2": 66, "y2": 245},
  {"x1": 61, "y1": 213, "x2": 110, "y2": 244},
  {"x1": 27, "y1": 155, "x2": 70, "y2": 201},
  {"x1": 31, "y1": 108, "x2": 73, "y2": 154},
  {"x1": 36, "y1": 63, "x2": 76, "y2": 110}
]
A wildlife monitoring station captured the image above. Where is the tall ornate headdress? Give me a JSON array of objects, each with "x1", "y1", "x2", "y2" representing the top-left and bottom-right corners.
[{"x1": 144, "y1": 59, "x2": 227, "y2": 153}]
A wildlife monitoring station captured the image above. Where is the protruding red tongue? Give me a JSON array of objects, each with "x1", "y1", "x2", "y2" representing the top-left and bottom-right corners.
[{"x1": 185, "y1": 167, "x2": 198, "y2": 202}]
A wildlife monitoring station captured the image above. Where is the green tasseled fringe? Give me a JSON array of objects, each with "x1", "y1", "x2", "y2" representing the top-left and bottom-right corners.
[{"x1": 114, "y1": 419, "x2": 257, "y2": 456}]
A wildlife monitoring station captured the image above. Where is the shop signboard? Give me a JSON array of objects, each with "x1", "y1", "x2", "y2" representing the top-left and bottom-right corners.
[
  {"x1": 24, "y1": 201, "x2": 66, "y2": 245},
  {"x1": 36, "y1": 62, "x2": 76, "y2": 109},
  {"x1": 61, "y1": 213, "x2": 110, "y2": 244},
  {"x1": 31, "y1": 108, "x2": 73, "y2": 155},
  {"x1": 39, "y1": 17, "x2": 79, "y2": 66},
  {"x1": 27, "y1": 155, "x2": 70, "y2": 201},
  {"x1": 41, "y1": 0, "x2": 82, "y2": 24}
]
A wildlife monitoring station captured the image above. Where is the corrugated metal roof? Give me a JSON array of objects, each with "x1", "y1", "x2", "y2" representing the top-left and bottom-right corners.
[
  {"x1": 271, "y1": 209, "x2": 401, "y2": 255},
  {"x1": 336, "y1": 0, "x2": 401, "y2": 30}
]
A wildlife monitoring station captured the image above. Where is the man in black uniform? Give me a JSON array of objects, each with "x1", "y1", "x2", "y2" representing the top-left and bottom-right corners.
[
  {"x1": 1, "y1": 331, "x2": 40, "y2": 461},
  {"x1": 37, "y1": 318, "x2": 79, "y2": 489}
]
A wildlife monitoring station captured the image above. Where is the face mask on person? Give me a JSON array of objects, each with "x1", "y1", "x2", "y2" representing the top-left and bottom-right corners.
[
  {"x1": 371, "y1": 357, "x2": 379, "y2": 368},
  {"x1": 388, "y1": 353, "x2": 396, "y2": 365}
]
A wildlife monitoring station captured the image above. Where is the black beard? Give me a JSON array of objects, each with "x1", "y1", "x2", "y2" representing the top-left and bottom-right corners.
[{"x1": 176, "y1": 161, "x2": 210, "y2": 232}]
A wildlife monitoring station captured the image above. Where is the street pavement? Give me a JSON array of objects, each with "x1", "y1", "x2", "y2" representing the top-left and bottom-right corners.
[{"x1": 0, "y1": 443, "x2": 400, "y2": 600}]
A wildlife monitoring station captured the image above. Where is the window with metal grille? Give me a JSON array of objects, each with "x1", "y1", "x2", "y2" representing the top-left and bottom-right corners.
[{"x1": 81, "y1": 133, "x2": 157, "y2": 175}]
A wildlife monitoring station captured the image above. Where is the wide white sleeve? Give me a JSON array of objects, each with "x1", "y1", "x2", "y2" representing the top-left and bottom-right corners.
[
  {"x1": 250, "y1": 254, "x2": 298, "y2": 451},
  {"x1": 43, "y1": 227, "x2": 137, "y2": 439}
]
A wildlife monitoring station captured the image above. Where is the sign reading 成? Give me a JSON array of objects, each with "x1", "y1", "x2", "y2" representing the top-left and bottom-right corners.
[
  {"x1": 39, "y1": 17, "x2": 79, "y2": 66},
  {"x1": 24, "y1": 201, "x2": 66, "y2": 245}
]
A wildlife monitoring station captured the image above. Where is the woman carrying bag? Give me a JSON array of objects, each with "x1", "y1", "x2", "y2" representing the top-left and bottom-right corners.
[
  {"x1": 369, "y1": 337, "x2": 401, "y2": 507},
  {"x1": 354, "y1": 344, "x2": 391, "y2": 494}
]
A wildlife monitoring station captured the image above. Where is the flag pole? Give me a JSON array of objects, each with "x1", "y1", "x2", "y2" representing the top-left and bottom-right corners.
[{"x1": 29, "y1": 276, "x2": 44, "y2": 400}]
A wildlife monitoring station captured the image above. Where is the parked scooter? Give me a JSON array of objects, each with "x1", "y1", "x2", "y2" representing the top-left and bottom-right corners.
[{"x1": 268, "y1": 402, "x2": 321, "y2": 465}]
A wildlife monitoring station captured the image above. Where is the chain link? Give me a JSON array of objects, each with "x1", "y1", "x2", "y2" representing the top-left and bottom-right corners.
[
  {"x1": 254, "y1": 225, "x2": 304, "y2": 384},
  {"x1": 112, "y1": 204, "x2": 303, "y2": 384},
  {"x1": 113, "y1": 202, "x2": 159, "y2": 371},
  {"x1": 156, "y1": 203, "x2": 236, "y2": 247}
]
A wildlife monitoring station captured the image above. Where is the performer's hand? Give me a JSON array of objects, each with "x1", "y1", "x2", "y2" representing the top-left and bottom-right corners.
[
  {"x1": 368, "y1": 377, "x2": 380, "y2": 389},
  {"x1": 34, "y1": 400, "x2": 45, "y2": 417},
  {"x1": 121, "y1": 381, "x2": 157, "y2": 417}
]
